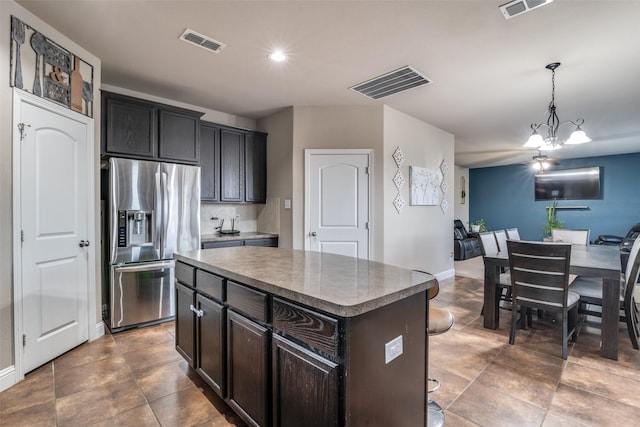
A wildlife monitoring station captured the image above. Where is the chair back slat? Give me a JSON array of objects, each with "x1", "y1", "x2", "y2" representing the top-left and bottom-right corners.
[{"x1": 479, "y1": 232, "x2": 498, "y2": 256}]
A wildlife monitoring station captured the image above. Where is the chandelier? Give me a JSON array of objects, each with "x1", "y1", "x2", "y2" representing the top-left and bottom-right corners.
[{"x1": 523, "y1": 62, "x2": 591, "y2": 151}]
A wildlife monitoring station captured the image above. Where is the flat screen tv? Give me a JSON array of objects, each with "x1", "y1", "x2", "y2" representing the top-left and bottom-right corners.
[{"x1": 534, "y1": 166, "x2": 601, "y2": 201}]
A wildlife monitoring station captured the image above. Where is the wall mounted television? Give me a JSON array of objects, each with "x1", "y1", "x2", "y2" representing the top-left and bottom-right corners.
[{"x1": 534, "y1": 166, "x2": 602, "y2": 201}]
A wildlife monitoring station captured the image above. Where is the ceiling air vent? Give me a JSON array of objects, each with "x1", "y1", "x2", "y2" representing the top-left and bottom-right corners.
[
  {"x1": 350, "y1": 66, "x2": 431, "y2": 100},
  {"x1": 179, "y1": 28, "x2": 226, "y2": 54},
  {"x1": 499, "y1": 0, "x2": 553, "y2": 20}
]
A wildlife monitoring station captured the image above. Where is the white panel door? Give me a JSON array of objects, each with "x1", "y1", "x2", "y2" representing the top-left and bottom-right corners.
[
  {"x1": 306, "y1": 151, "x2": 370, "y2": 259},
  {"x1": 18, "y1": 95, "x2": 90, "y2": 373}
]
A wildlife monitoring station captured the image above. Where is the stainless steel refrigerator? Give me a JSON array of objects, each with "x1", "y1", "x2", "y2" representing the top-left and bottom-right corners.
[{"x1": 104, "y1": 157, "x2": 200, "y2": 332}]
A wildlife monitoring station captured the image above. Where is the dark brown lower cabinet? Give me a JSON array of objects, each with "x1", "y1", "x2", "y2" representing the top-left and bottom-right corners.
[
  {"x1": 272, "y1": 335, "x2": 338, "y2": 427},
  {"x1": 196, "y1": 294, "x2": 225, "y2": 396},
  {"x1": 175, "y1": 282, "x2": 195, "y2": 368},
  {"x1": 227, "y1": 310, "x2": 270, "y2": 427}
]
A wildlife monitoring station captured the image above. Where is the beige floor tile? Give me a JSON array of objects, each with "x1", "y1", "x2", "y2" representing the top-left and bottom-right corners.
[
  {"x1": 121, "y1": 338, "x2": 182, "y2": 373},
  {"x1": 149, "y1": 386, "x2": 229, "y2": 427},
  {"x1": 134, "y1": 358, "x2": 196, "y2": 402},
  {"x1": 89, "y1": 404, "x2": 161, "y2": 427},
  {"x1": 53, "y1": 334, "x2": 119, "y2": 372},
  {"x1": 54, "y1": 355, "x2": 132, "y2": 398},
  {"x1": 55, "y1": 376, "x2": 146, "y2": 426},
  {"x1": 549, "y1": 383, "x2": 640, "y2": 426},
  {"x1": 447, "y1": 381, "x2": 547, "y2": 427},
  {"x1": 0, "y1": 399, "x2": 56, "y2": 427}
]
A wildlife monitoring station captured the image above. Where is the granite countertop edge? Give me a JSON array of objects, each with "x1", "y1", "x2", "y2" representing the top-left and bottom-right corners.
[{"x1": 174, "y1": 248, "x2": 435, "y2": 318}]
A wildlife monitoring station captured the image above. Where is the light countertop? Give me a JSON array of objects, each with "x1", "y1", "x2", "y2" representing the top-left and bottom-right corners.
[{"x1": 174, "y1": 246, "x2": 434, "y2": 317}]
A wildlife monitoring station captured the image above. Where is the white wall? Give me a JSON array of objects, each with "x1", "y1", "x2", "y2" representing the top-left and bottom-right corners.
[
  {"x1": 382, "y1": 106, "x2": 455, "y2": 277},
  {"x1": 0, "y1": 0, "x2": 101, "y2": 375},
  {"x1": 258, "y1": 107, "x2": 294, "y2": 248},
  {"x1": 259, "y1": 105, "x2": 454, "y2": 277},
  {"x1": 291, "y1": 106, "x2": 385, "y2": 259}
]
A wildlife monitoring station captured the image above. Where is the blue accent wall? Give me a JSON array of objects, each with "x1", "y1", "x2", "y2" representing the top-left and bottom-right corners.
[{"x1": 469, "y1": 153, "x2": 640, "y2": 241}]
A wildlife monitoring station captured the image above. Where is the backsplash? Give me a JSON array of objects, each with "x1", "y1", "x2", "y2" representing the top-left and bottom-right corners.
[{"x1": 200, "y1": 198, "x2": 280, "y2": 235}]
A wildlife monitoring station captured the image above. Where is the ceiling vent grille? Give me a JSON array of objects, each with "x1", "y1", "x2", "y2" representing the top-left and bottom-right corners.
[
  {"x1": 350, "y1": 66, "x2": 431, "y2": 100},
  {"x1": 499, "y1": 0, "x2": 553, "y2": 20},
  {"x1": 180, "y1": 28, "x2": 226, "y2": 54}
]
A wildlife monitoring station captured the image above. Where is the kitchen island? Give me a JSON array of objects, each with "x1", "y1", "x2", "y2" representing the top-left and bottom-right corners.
[{"x1": 174, "y1": 246, "x2": 435, "y2": 427}]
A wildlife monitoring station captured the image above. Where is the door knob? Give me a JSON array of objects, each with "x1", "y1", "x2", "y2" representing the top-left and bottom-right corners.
[
  {"x1": 310, "y1": 232, "x2": 317, "y2": 237},
  {"x1": 79, "y1": 240, "x2": 90, "y2": 247}
]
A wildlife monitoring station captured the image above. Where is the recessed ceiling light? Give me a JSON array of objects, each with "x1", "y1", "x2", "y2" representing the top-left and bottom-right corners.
[{"x1": 269, "y1": 50, "x2": 287, "y2": 62}]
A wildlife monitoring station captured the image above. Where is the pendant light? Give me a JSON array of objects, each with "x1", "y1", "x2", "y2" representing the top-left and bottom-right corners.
[{"x1": 523, "y1": 62, "x2": 591, "y2": 151}]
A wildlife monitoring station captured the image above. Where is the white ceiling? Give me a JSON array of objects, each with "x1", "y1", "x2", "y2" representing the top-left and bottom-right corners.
[{"x1": 17, "y1": 0, "x2": 640, "y2": 168}]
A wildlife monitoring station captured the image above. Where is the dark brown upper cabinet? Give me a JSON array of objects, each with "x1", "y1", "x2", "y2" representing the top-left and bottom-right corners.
[
  {"x1": 200, "y1": 121, "x2": 267, "y2": 204},
  {"x1": 101, "y1": 91, "x2": 203, "y2": 165}
]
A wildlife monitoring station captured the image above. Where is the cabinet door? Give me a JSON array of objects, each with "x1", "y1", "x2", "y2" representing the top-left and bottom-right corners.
[
  {"x1": 196, "y1": 294, "x2": 225, "y2": 397},
  {"x1": 227, "y1": 310, "x2": 269, "y2": 427},
  {"x1": 272, "y1": 335, "x2": 338, "y2": 427},
  {"x1": 220, "y1": 128, "x2": 245, "y2": 202},
  {"x1": 102, "y1": 92, "x2": 156, "y2": 158},
  {"x1": 175, "y1": 282, "x2": 196, "y2": 368},
  {"x1": 158, "y1": 109, "x2": 200, "y2": 164},
  {"x1": 200, "y1": 123, "x2": 220, "y2": 201},
  {"x1": 245, "y1": 131, "x2": 267, "y2": 203}
]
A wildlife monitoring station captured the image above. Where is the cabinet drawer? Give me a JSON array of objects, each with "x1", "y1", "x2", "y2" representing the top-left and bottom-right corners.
[
  {"x1": 196, "y1": 270, "x2": 224, "y2": 301},
  {"x1": 244, "y1": 238, "x2": 278, "y2": 247},
  {"x1": 176, "y1": 262, "x2": 195, "y2": 287},
  {"x1": 273, "y1": 299, "x2": 339, "y2": 358},
  {"x1": 227, "y1": 281, "x2": 267, "y2": 323}
]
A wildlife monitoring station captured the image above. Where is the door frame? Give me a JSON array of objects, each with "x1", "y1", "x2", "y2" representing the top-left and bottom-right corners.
[
  {"x1": 303, "y1": 148, "x2": 373, "y2": 258},
  {"x1": 11, "y1": 89, "x2": 97, "y2": 380}
]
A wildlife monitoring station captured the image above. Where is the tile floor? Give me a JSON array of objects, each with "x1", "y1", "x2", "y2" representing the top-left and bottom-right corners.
[{"x1": 1, "y1": 274, "x2": 639, "y2": 426}]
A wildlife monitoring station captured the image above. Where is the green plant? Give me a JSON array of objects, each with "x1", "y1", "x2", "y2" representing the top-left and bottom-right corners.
[
  {"x1": 469, "y1": 218, "x2": 489, "y2": 232},
  {"x1": 543, "y1": 199, "x2": 564, "y2": 236}
]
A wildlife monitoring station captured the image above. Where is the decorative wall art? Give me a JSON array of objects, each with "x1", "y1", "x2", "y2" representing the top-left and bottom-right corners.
[
  {"x1": 392, "y1": 146, "x2": 406, "y2": 214},
  {"x1": 9, "y1": 16, "x2": 94, "y2": 117},
  {"x1": 409, "y1": 165, "x2": 440, "y2": 206}
]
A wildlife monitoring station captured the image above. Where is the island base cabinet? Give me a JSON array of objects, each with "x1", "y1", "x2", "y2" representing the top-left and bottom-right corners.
[
  {"x1": 227, "y1": 310, "x2": 270, "y2": 427},
  {"x1": 272, "y1": 335, "x2": 339, "y2": 427},
  {"x1": 175, "y1": 282, "x2": 195, "y2": 368},
  {"x1": 196, "y1": 294, "x2": 225, "y2": 397}
]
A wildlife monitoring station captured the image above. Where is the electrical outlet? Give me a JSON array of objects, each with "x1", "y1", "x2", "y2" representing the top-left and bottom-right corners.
[
  {"x1": 385, "y1": 335, "x2": 403, "y2": 364},
  {"x1": 284, "y1": 199, "x2": 291, "y2": 209}
]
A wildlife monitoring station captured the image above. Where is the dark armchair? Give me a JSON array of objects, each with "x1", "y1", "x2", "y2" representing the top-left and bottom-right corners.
[
  {"x1": 594, "y1": 223, "x2": 640, "y2": 272},
  {"x1": 453, "y1": 220, "x2": 482, "y2": 260}
]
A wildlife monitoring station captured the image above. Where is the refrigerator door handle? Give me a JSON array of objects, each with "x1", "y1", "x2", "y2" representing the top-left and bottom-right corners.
[{"x1": 114, "y1": 260, "x2": 175, "y2": 273}]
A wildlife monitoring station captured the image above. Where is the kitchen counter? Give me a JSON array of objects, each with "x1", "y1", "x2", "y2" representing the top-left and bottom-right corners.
[
  {"x1": 200, "y1": 231, "x2": 278, "y2": 243},
  {"x1": 173, "y1": 246, "x2": 433, "y2": 426},
  {"x1": 174, "y1": 246, "x2": 434, "y2": 317}
]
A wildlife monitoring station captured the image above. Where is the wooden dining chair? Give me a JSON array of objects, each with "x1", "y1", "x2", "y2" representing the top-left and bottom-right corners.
[
  {"x1": 507, "y1": 240, "x2": 579, "y2": 359},
  {"x1": 494, "y1": 229, "x2": 508, "y2": 252},
  {"x1": 478, "y1": 232, "x2": 512, "y2": 313},
  {"x1": 551, "y1": 228, "x2": 590, "y2": 245},
  {"x1": 570, "y1": 236, "x2": 640, "y2": 349},
  {"x1": 506, "y1": 228, "x2": 520, "y2": 240}
]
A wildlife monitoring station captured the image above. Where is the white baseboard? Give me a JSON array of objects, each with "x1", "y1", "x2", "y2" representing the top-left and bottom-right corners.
[
  {"x1": 94, "y1": 321, "x2": 105, "y2": 340},
  {"x1": 435, "y1": 268, "x2": 456, "y2": 282},
  {"x1": 0, "y1": 365, "x2": 17, "y2": 393}
]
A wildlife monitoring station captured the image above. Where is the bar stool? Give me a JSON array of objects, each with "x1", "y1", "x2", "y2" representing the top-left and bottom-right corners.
[{"x1": 416, "y1": 272, "x2": 455, "y2": 427}]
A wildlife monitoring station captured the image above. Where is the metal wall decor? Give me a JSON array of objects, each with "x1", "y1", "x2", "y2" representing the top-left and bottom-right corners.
[
  {"x1": 9, "y1": 16, "x2": 94, "y2": 117},
  {"x1": 392, "y1": 147, "x2": 406, "y2": 214}
]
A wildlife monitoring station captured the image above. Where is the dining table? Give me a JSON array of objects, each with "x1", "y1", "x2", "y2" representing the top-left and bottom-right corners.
[{"x1": 482, "y1": 244, "x2": 622, "y2": 360}]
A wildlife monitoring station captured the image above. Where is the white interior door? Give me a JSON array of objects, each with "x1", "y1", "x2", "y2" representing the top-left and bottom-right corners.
[
  {"x1": 15, "y1": 91, "x2": 91, "y2": 373},
  {"x1": 305, "y1": 150, "x2": 370, "y2": 259}
]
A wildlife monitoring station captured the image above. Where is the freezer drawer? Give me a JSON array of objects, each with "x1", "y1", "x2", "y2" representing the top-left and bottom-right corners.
[{"x1": 108, "y1": 260, "x2": 175, "y2": 332}]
